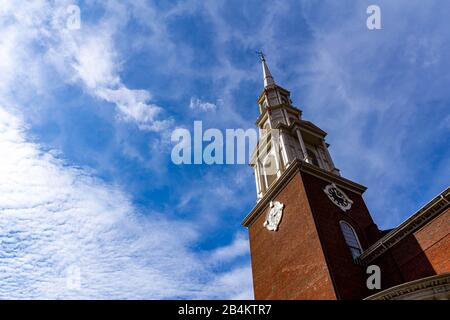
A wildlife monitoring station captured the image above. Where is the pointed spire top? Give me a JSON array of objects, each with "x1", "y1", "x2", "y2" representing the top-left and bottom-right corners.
[{"x1": 257, "y1": 51, "x2": 275, "y2": 88}]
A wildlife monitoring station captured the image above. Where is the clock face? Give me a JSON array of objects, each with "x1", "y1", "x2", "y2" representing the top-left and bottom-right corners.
[{"x1": 324, "y1": 184, "x2": 353, "y2": 211}]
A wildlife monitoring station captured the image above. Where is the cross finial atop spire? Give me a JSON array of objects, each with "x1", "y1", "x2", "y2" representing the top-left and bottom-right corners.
[{"x1": 256, "y1": 50, "x2": 275, "y2": 87}]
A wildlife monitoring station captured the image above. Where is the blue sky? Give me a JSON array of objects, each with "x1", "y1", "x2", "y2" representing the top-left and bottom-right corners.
[{"x1": 0, "y1": 0, "x2": 449, "y2": 299}]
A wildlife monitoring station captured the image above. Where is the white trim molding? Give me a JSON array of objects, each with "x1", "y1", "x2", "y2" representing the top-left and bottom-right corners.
[{"x1": 365, "y1": 273, "x2": 450, "y2": 300}]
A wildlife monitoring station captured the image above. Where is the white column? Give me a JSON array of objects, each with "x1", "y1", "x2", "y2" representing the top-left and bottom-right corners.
[
  {"x1": 271, "y1": 131, "x2": 283, "y2": 177},
  {"x1": 279, "y1": 133, "x2": 291, "y2": 165},
  {"x1": 321, "y1": 139, "x2": 340, "y2": 175},
  {"x1": 276, "y1": 90, "x2": 283, "y2": 105},
  {"x1": 273, "y1": 149, "x2": 282, "y2": 178},
  {"x1": 282, "y1": 109, "x2": 290, "y2": 125},
  {"x1": 258, "y1": 161, "x2": 267, "y2": 196},
  {"x1": 316, "y1": 147, "x2": 328, "y2": 170},
  {"x1": 254, "y1": 166, "x2": 262, "y2": 200},
  {"x1": 295, "y1": 129, "x2": 309, "y2": 162}
]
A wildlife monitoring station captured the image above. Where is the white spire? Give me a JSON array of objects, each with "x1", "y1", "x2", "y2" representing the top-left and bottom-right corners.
[{"x1": 258, "y1": 51, "x2": 275, "y2": 87}]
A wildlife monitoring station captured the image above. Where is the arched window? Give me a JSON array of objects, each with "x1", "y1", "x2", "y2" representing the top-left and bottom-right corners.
[
  {"x1": 306, "y1": 148, "x2": 320, "y2": 167},
  {"x1": 339, "y1": 221, "x2": 363, "y2": 259}
]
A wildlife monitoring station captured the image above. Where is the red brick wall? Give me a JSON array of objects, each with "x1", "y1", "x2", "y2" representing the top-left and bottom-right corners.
[
  {"x1": 300, "y1": 172, "x2": 381, "y2": 299},
  {"x1": 367, "y1": 208, "x2": 449, "y2": 296},
  {"x1": 247, "y1": 165, "x2": 449, "y2": 299},
  {"x1": 247, "y1": 171, "x2": 336, "y2": 299},
  {"x1": 389, "y1": 208, "x2": 450, "y2": 282}
]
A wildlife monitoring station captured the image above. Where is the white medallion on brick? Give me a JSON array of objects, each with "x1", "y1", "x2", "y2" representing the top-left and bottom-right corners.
[{"x1": 263, "y1": 201, "x2": 285, "y2": 231}]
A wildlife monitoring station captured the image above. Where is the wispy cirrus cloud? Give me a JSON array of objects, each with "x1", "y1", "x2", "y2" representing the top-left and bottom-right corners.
[
  {"x1": 295, "y1": 0, "x2": 450, "y2": 227},
  {"x1": 0, "y1": 0, "x2": 171, "y2": 132},
  {"x1": 0, "y1": 105, "x2": 251, "y2": 299},
  {"x1": 1, "y1": 0, "x2": 448, "y2": 300},
  {"x1": 0, "y1": 0, "x2": 252, "y2": 299},
  {"x1": 210, "y1": 232, "x2": 249, "y2": 264}
]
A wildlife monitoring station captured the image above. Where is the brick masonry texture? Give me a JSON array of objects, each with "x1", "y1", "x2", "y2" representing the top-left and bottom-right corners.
[
  {"x1": 248, "y1": 171, "x2": 336, "y2": 299},
  {"x1": 245, "y1": 165, "x2": 449, "y2": 300}
]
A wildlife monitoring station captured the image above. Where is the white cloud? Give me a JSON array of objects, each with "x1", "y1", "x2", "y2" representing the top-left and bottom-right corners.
[
  {"x1": 0, "y1": 2, "x2": 255, "y2": 299},
  {"x1": 207, "y1": 266, "x2": 254, "y2": 300},
  {"x1": 296, "y1": 0, "x2": 450, "y2": 228},
  {"x1": 0, "y1": 0, "x2": 171, "y2": 132},
  {"x1": 189, "y1": 97, "x2": 217, "y2": 112},
  {"x1": 0, "y1": 105, "x2": 252, "y2": 299},
  {"x1": 0, "y1": 106, "x2": 190, "y2": 298},
  {"x1": 210, "y1": 233, "x2": 249, "y2": 264},
  {"x1": 72, "y1": 34, "x2": 120, "y2": 90},
  {"x1": 96, "y1": 86, "x2": 173, "y2": 131}
]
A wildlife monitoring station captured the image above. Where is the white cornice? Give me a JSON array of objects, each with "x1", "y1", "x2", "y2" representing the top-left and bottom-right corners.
[
  {"x1": 255, "y1": 104, "x2": 301, "y2": 127},
  {"x1": 242, "y1": 159, "x2": 367, "y2": 227},
  {"x1": 364, "y1": 273, "x2": 450, "y2": 300}
]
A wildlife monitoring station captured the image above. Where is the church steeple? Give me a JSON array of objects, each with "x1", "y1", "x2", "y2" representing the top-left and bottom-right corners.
[
  {"x1": 251, "y1": 54, "x2": 340, "y2": 200},
  {"x1": 259, "y1": 52, "x2": 275, "y2": 87},
  {"x1": 243, "y1": 56, "x2": 380, "y2": 301}
]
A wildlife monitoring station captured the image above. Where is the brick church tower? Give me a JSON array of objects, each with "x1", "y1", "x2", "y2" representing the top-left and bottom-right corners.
[{"x1": 242, "y1": 54, "x2": 383, "y2": 300}]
